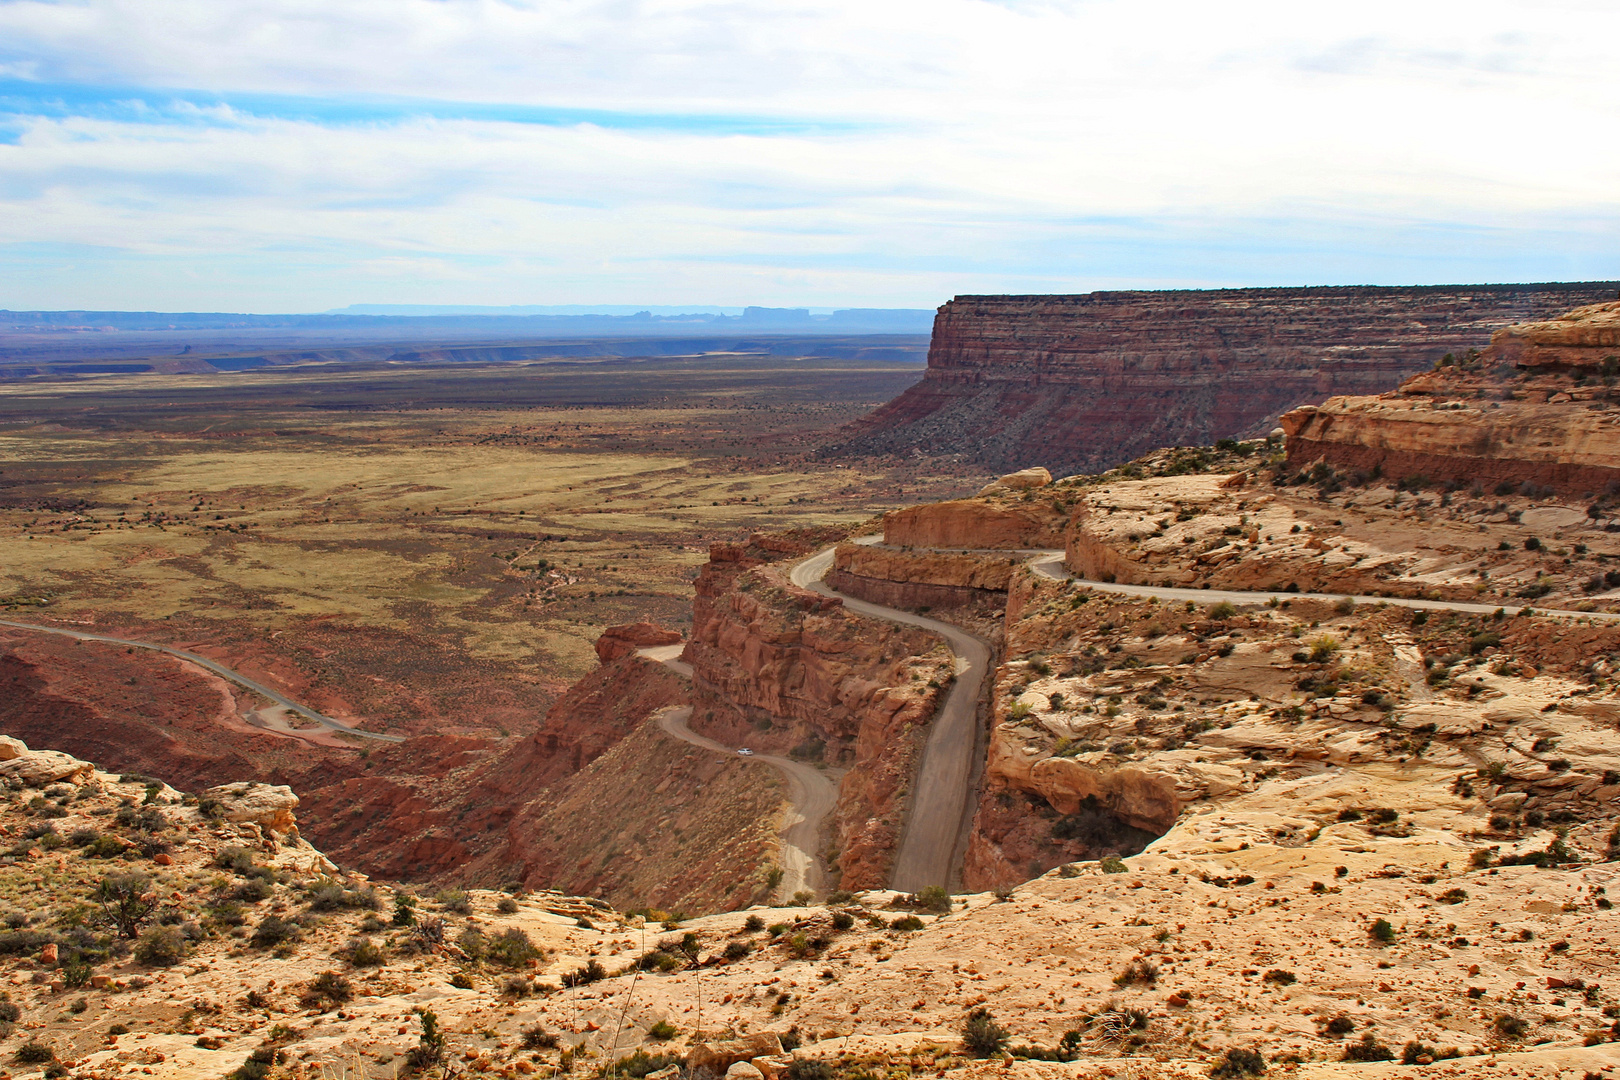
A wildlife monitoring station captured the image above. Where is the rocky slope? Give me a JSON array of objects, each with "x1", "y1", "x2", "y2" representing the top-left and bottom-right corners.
[
  {"x1": 1283, "y1": 300, "x2": 1620, "y2": 496},
  {"x1": 830, "y1": 283, "x2": 1620, "y2": 475},
  {"x1": 2, "y1": 736, "x2": 1614, "y2": 1079}
]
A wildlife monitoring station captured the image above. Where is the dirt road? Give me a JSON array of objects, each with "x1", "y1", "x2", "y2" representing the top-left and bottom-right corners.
[
  {"x1": 0, "y1": 618, "x2": 403, "y2": 743},
  {"x1": 790, "y1": 544, "x2": 990, "y2": 893},
  {"x1": 652, "y1": 704, "x2": 835, "y2": 898}
]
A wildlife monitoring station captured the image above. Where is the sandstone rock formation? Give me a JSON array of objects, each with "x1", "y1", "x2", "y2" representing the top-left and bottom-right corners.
[
  {"x1": 199, "y1": 780, "x2": 300, "y2": 838},
  {"x1": 595, "y1": 621, "x2": 684, "y2": 663},
  {"x1": 831, "y1": 283, "x2": 1620, "y2": 474},
  {"x1": 683, "y1": 531, "x2": 954, "y2": 888},
  {"x1": 0, "y1": 737, "x2": 94, "y2": 787},
  {"x1": 1283, "y1": 300, "x2": 1620, "y2": 496},
  {"x1": 883, "y1": 497, "x2": 1065, "y2": 550}
]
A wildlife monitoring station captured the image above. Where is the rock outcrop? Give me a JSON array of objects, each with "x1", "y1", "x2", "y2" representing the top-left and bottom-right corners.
[
  {"x1": 595, "y1": 622, "x2": 684, "y2": 663},
  {"x1": 1283, "y1": 301, "x2": 1620, "y2": 497},
  {"x1": 831, "y1": 283, "x2": 1620, "y2": 474},
  {"x1": 683, "y1": 531, "x2": 954, "y2": 888}
]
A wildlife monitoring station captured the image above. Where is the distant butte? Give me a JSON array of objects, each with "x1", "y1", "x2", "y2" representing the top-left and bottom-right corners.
[{"x1": 829, "y1": 282, "x2": 1620, "y2": 475}]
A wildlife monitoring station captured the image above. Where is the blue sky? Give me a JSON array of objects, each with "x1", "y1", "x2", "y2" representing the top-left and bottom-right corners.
[{"x1": 0, "y1": 0, "x2": 1616, "y2": 312}]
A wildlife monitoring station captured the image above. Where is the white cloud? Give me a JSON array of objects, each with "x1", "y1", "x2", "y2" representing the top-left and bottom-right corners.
[{"x1": 0, "y1": 0, "x2": 1616, "y2": 308}]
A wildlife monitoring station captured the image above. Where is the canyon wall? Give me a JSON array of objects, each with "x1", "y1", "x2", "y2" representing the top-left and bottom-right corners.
[
  {"x1": 1283, "y1": 301, "x2": 1620, "y2": 497},
  {"x1": 830, "y1": 283, "x2": 1620, "y2": 476},
  {"x1": 682, "y1": 532, "x2": 954, "y2": 888}
]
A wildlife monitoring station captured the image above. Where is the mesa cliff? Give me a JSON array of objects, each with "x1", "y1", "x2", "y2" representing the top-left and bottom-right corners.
[{"x1": 830, "y1": 283, "x2": 1620, "y2": 475}]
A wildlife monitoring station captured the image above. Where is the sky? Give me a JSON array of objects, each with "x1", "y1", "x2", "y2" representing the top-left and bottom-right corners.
[{"x1": 0, "y1": 0, "x2": 1617, "y2": 312}]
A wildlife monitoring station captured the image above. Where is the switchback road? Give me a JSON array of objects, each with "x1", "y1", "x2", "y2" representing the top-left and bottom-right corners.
[{"x1": 0, "y1": 618, "x2": 403, "y2": 743}]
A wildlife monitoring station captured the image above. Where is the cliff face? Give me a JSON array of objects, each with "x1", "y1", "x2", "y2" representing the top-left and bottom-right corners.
[
  {"x1": 683, "y1": 533, "x2": 953, "y2": 889},
  {"x1": 831, "y1": 283, "x2": 1620, "y2": 475},
  {"x1": 1282, "y1": 300, "x2": 1620, "y2": 496}
]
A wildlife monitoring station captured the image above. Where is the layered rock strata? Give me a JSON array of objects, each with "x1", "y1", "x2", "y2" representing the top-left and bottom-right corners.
[
  {"x1": 683, "y1": 531, "x2": 954, "y2": 888},
  {"x1": 832, "y1": 283, "x2": 1620, "y2": 474},
  {"x1": 1283, "y1": 301, "x2": 1620, "y2": 496}
]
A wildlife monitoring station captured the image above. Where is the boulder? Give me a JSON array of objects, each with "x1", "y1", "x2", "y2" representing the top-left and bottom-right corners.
[
  {"x1": 687, "y1": 1033, "x2": 783, "y2": 1075},
  {"x1": 0, "y1": 748, "x2": 94, "y2": 787},
  {"x1": 977, "y1": 467, "x2": 1052, "y2": 495},
  {"x1": 725, "y1": 1064, "x2": 766, "y2": 1080},
  {"x1": 200, "y1": 782, "x2": 300, "y2": 837},
  {"x1": 0, "y1": 736, "x2": 27, "y2": 761},
  {"x1": 595, "y1": 622, "x2": 684, "y2": 663}
]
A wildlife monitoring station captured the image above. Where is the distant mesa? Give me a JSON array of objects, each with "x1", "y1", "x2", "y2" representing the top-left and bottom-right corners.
[
  {"x1": 830, "y1": 282, "x2": 1620, "y2": 475},
  {"x1": 1282, "y1": 299, "x2": 1620, "y2": 497}
]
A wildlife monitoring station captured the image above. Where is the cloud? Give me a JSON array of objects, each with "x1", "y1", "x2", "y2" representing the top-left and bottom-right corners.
[{"x1": 0, "y1": 0, "x2": 1615, "y2": 308}]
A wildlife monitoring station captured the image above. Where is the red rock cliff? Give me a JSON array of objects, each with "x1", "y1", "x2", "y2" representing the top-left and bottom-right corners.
[
  {"x1": 683, "y1": 532, "x2": 952, "y2": 888},
  {"x1": 1282, "y1": 301, "x2": 1620, "y2": 497},
  {"x1": 832, "y1": 283, "x2": 1620, "y2": 475}
]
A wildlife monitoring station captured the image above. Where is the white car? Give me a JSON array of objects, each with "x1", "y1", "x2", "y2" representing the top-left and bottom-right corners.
[{"x1": 737, "y1": 748, "x2": 754, "y2": 756}]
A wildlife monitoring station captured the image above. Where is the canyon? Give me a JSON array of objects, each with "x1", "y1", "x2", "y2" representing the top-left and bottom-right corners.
[{"x1": 832, "y1": 283, "x2": 1620, "y2": 475}]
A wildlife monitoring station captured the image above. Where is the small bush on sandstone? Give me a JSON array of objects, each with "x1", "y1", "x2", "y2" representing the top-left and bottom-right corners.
[
  {"x1": 962, "y1": 1007, "x2": 1009, "y2": 1057},
  {"x1": 1113, "y1": 958, "x2": 1159, "y2": 987},
  {"x1": 521, "y1": 1023, "x2": 558, "y2": 1050},
  {"x1": 496, "y1": 896, "x2": 519, "y2": 915},
  {"x1": 301, "y1": 971, "x2": 353, "y2": 1009},
  {"x1": 93, "y1": 873, "x2": 158, "y2": 939},
  {"x1": 1493, "y1": 1013, "x2": 1529, "y2": 1039},
  {"x1": 830, "y1": 911, "x2": 855, "y2": 931},
  {"x1": 916, "y1": 886, "x2": 951, "y2": 913},
  {"x1": 436, "y1": 889, "x2": 471, "y2": 914},
  {"x1": 560, "y1": 959, "x2": 606, "y2": 988},
  {"x1": 743, "y1": 915, "x2": 765, "y2": 933},
  {"x1": 1208, "y1": 1047, "x2": 1266, "y2": 1078},
  {"x1": 133, "y1": 926, "x2": 186, "y2": 967},
  {"x1": 722, "y1": 940, "x2": 751, "y2": 961},
  {"x1": 1099, "y1": 856, "x2": 1128, "y2": 873},
  {"x1": 1341, "y1": 1034, "x2": 1393, "y2": 1062},
  {"x1": 784, "y1": 1061, "x2": 831, "y2": 1080},
  {"x1": 1261, "y1": 969, "x2": 1295, "y2": 986},
  {"x1": 1369, "y1": 918, "x2": 1396, "y2": 944},
  {"x1": 647, "y1": 1020, "x2": 677, "y2": 1040},
  {"x1": 487, "y1": 926, "x2": 541, "y2": 968},
  {"x1": 250, "y1": 915, "x2": 301, "y2": 950},
  {"x1": 13, "y1": 1041, "x2": 54, "y2": 1064},
  {"x1": 1401, "y1": 1041, "x2": 1460, "y2": 1065},
  {"x1": 1318, "y1": 1014, "x2": 1355, "y2": 1036},
  {"x1": 345, "y1": 937, "x2": 386, "y2": 967},
  {"x1": 889, "y1": 915, "x2": 924, "y2": 932}
]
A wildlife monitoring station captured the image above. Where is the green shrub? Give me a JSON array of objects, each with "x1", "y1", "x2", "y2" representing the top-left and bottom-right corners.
[
  {"x1": 722, "y1": 940, "x2": 751, "y2": 961},
  {"x1": 1261, "y1": 969, "x2": 1295, "y2": 985},
  {"x1": 1493, "y1": 1013, "x2": 1528, "y2": 1039},
  {"x1": 496, "y1": 896, "x2": 519, "y2": 915},
  {"x1": 889, "y1": 915, "x2": 924, "y2": 932},
  {"x1": 743, "y1": 915, "x2": 765, "y2": 933},
  {"x1": 962, "y1": 1007, "x2": 1008, "y2": 1057},
  {"x1": 830, "y1": 911, "x2": 855, "y2": 931},
  {"x1": 521, "y1": 1023, "x2": 558, "y2": 1050},
  {"x1": 133, "y1": 926, "x2": 187, "y2": 967},
  {"x1": 1369, "y1": 918, "x2": 1396, "y2": 944},
  {"x1": 1209, "y1": 602, "x2": 1237, "y2": 619},
  {"x1": 608, "y1": 1051, "x2": 683, "y2": 1079},
  {"x1": 647, "y1": 1020, "x2": 677, "y2": 1040},
  {"x1": 486, "y1": 927, "x2": 541, "y2": 968},
  {"x1": 1099, "y1": 856, "x2": 1128, "y2": 873},
  {"x1": 916, "y1": 886, "x2": 951, "y2": 913},
  {"x1": 436, "y1": 889, "x2": 471, "y2": 914},
  {"x1": 346, "y1": 938, "x2": 386, "y2": 967},
  {"x1": 250, "y1": 916, "x2": 301, "y2": 950}
]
